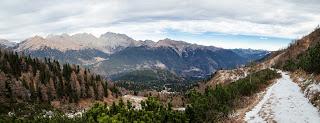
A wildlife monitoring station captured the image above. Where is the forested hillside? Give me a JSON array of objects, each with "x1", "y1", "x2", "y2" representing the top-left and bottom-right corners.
[
  {"x1": 1, "y1": 68, "x2": 280, "y2": 122},
  {"x1": 0, "y1": 48, "x2": 120, "y2": 115},
  {"x1": 274, "y1": 27, "x2": 320, "y2": 69},
  {"x1": 280, "y1": 42, "x2": 320, "y2": 73},
  {"x1": 112, "y1": 69, "x2": 195, "y2": 92}
]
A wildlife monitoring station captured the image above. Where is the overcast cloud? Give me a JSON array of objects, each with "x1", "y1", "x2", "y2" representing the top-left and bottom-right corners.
[{"x1": 0, "y1": 0, "x2": 319, "y2": 50}]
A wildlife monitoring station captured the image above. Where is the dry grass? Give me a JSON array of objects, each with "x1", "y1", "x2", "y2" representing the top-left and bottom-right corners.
[{"x1": 227, "y1": 79, "x2": 278, "y2": 122}]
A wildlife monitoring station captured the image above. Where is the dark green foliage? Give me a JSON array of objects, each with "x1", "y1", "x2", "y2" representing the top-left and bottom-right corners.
[
  {"x1": 282, "y1": 43, "x2": 320, "y2": 74},
  {"x1": 63, "y1": 63, "x2": 72, "y2": 82},
  {"x1": 1, "y1": 97, "x2": 188, "y2": 123},
  {"x1": 0, "y1": 49, "x2": 114, "y2": 115},
  {"x1": 282, "y1": 59, "x2": 297, "y2": 71},
  {"x1": 110, "y1": 86, "x2": 120, "y2": 98},
  {"x1": 85, "y1": 97, "x2": 188, "y2": 123},
  {"x1": 0, "y1": 103, "x2": 79, "y2": 123},
  {"x1": 0, "y1": 64, "x2": 280, "y2": 123},
  {"x1": 0, "y1": 111, "x2": 87, "y2": 123},
  {"x1": 113, "y1": 69, "x2": 197, "y2": 92},
  {"x1": 186, "y1": 69, "x2": 280, "y2": 122},
  {"x1": 103, "y1": 82, "x2": 108, "y2": 97}
]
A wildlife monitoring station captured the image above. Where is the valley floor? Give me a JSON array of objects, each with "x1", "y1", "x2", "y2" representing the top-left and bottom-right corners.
[{"x1": 244, "y1": 71, "x2": 320, "y2": 123}]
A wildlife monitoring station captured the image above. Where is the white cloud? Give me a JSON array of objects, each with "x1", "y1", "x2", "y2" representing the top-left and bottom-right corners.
[
  {"x1": 0, "y1": 0, "x2": 319, "y2": 45},
  {"x1": 199, "y1": 40, "x2": 287, "y2": 51}
]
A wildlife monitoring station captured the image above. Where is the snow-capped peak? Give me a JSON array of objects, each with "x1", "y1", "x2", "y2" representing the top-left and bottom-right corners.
[
  {"x1": 16, "y1": 32, "x2": 143, "y2": 54},
  {"x1": 70, "y1": 33, "x2": 98, "y2": 45},
  {"x1": 100, "y1": 32, "x2": 131, "y2": 39},
  {"x1": 156, "y1": 38, "x2": 190, "y2": 47},
  {"x1": 15, "y1": 32, "x2": 221, "y2": 54},
  {"x1": 155, "y1": 38, "x2": 192, "y2": 53},
  {"x1": 16, "y1": 35, "x2": 85, "y2": 52},
  {"x1": 92, "y1": 32, "x2": 144, "y2": 53},
  {"x1": 154, "y1": 38, "x2": 220, "y2": 55},
  {"x1": 0, "y1": 39, "x2": 16, "y2": 47},
  {"x1": 46, "y1": 33, "x2": 70, "y2": 38},
  {"x1": 139, "y1": 40, "x2": 156, "y2": 46},
  {"x1": 100, "y1": 32, "x2": 138, "y2": 47}
]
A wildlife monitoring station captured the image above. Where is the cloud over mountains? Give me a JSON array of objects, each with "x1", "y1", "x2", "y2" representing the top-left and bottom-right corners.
[{"x1": 0, "y1": 0, "x2": 319, "y2": 50}]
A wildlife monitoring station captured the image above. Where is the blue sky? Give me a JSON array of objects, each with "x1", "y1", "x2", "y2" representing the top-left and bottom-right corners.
[
  {"x1": 0, "y1": 0, "x2": 319, "y2": 51},
  {"x1": 162, "y1": 29, "x2": 292, "y2": 51}
]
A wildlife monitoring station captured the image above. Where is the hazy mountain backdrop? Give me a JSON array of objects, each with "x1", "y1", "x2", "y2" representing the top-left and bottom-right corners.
[{"x1": 0, "y1": 32, "x2": 270, "y2": 83}]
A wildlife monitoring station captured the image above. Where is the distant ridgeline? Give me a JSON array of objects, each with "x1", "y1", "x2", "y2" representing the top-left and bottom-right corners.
[
  {"x1": 0, "y1": 33, "x2": 270, "y2": 93},
  {"x1": 11, "y1": 33, "x2": 269, "y2": 91},
  {"x1": 0, "y1": 48, "x2": 120, "y2": 106}
]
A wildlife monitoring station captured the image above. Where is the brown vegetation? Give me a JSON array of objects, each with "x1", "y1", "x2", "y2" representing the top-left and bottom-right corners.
[{"x1": 0, "y1": 48, "x2": 122, "y2": 112}]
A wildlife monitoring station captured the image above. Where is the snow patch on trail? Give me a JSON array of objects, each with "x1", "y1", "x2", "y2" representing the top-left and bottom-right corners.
[
  {"x1": 245, "y1": 71, "x2": 320, "y2": 123},
  {"x1": 305, "y1": 83, "x2": 320, "y2": 99}
]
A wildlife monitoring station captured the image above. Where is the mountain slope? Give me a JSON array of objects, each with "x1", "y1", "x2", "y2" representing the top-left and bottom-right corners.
[
  {"x1": 199, "y1": 27, "x2": 320, "y2": 122},
  {"x1": 15, "y1": 32, "x2": 141, "y2": 54},
  {"x1": 0, "y1": 39, "x2": 16, "y2": 48},
  {"x1": 231, "y1": 48, "x2": 270, "y2": 62},
  {"x1": 272, "y1": 28, "x2": 320, "y2": 69},
  {"x1": 204, "y1": 28, "x2": 320, "y2": 88},
  {"x1": 92, "y1": 45, "x2": 247, "y2": 78},
  {"x1": 272, "y1": 27, "x2": 320, "y2": 109},
  {"x1": 22, "y1": 47, "x2": 109, "y2": 66},
  {"x1": 11, "y1": 33, "x2": 269, "y2": 81},
  {"x1": 111, "y1": 69, "x2": 192, "y2": 92},
  {"x1": 0, "y1": 48, "x2": 120, "y2": 110}
]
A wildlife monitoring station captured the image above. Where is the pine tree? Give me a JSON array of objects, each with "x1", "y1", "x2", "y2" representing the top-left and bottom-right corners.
[
  {"x1": 103, "y1": 81, "x2": 108, "y2": 97},
  {"x1": 71, "y1": 71, "x2": 81, "y2": 100}
]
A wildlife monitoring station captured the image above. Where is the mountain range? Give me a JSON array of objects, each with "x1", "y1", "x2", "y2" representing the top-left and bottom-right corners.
[
  {"x1": 0, "y1": 39, "x2": 16, "y2": 48},
  {"x1": 1, "y1": 32, "x2": 269, "y2": 82}
]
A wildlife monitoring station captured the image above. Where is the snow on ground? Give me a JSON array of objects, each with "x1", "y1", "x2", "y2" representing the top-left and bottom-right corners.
[
  {"x1": 245, "y1": 71, "x2": 320, "y2": 123},
  {"x1": 172, "y1": 107, "x2": 185, "y2": 111},
  {"x1": 304, "y1": 83, "x2": 320, "y2": 99},
  {"x1": 65, "y1": 110, "x2": 85, "y2": 118}
]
